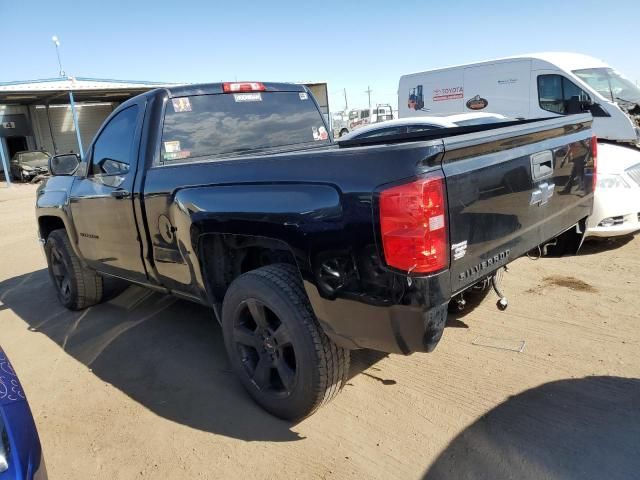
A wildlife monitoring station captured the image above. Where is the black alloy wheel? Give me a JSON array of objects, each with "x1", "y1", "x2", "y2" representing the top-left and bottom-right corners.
[
  {"x1": 221, "y1": 264, "x2": 350, "y2": 420},
  {"x1": 232, "y1": 298, "x2": 297, "y2": 396},
  {"x1": 44, "y1": 229, "x2": 104, "y2": 310}
]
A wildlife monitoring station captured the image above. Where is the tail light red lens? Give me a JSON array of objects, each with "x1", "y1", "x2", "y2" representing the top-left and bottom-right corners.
[
  {"x1": 591, "y1": 136, "x2": 598, "y2": 191},
  {"x1": 222, "y1": 82, "x2": 266, "y2": 93},
  {"x1": 379, "y1": 172, "x2": 448, "y2": 274}
]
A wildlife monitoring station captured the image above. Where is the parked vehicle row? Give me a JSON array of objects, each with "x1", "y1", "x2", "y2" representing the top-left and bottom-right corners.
[{"x1": 36, "y1": 81, "x2": 595, "y2": 419}]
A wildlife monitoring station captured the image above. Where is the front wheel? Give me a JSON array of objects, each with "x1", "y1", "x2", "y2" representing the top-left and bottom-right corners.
[
  {"x1": 45, "y1": 229, "x2": 104, "y2": 310},
  {"x1": 222, "y1": 264, "x2": 350, "y2": 420}
]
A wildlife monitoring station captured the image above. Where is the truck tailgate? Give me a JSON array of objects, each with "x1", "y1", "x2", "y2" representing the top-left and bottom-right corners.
[{"x1": 442, "y1": 114, "x2": 594, "y2": 294}]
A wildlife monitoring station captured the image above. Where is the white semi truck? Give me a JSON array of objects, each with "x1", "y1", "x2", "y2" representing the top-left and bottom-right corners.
[{"x1": 399, "y1": 52, "x2": 640, "y2": 237}]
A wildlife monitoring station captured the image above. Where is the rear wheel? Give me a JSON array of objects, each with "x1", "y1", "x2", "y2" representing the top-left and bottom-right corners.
[
  {"x1": 45, "y1": 229, "x2": 104, "y2": 310},
  {"x1": 339, "y1": 128, "x2": 349, "y2": 137},
  {"x1": 222, "y1": 264, "x2": 350, "y2": 420}
]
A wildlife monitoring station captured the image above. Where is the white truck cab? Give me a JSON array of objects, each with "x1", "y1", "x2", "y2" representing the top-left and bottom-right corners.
[
  {"x1": 340, "y1": 104, "x2": 394, "y2": 136},
  {"x1": 399, "y1": 53, "x2": 640, "y2": 238}
]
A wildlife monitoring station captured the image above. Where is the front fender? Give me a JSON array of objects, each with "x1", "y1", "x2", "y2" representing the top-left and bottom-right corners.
[{"x1": 35, "y1": 176, "x2": 81, "y2": 256}]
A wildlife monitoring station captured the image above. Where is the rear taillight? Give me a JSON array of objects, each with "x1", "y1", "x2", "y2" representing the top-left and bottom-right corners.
[
  {"x1": 379, "y1": 172, "x2": 448, "y2": 274},
  {"x1": 222, "y1": 82, "x2": 266, "y2": 93},
  {"x1": 591, "y1": 136, "x2": 598, "y2": 191}
]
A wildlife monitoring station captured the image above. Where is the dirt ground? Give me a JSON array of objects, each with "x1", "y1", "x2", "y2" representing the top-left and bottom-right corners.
[{"x1": 0, "y1": 182, "x2": 639, "y2": 480}]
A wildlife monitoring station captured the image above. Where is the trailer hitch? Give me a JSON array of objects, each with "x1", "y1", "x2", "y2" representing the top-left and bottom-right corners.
[{"x1": 492, "y1": 266, "x2": 508, "y2": 310}]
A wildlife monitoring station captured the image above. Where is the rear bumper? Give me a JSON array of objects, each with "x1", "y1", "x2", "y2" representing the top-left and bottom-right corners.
[{"x1": 304, "y1": 277, "x2": 449, "y2": 355}]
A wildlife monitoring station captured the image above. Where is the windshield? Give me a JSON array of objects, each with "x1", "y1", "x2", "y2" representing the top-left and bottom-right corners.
[
  {"x1": 18, "y1": 151, "x2": 50, "y2": 166},
  {"x1": 161, "y1": 91, "x2": 330, "y2": 163},
  {"x1": 573, "y1": 68, "x2": 640, "y2": 104}
]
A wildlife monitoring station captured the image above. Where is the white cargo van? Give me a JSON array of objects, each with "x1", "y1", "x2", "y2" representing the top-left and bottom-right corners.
[
  {"x1": 399, "y1": 53, "x2": 640, "y2": 237},
  {"x1": 398, "y1": 52, "x2": 639, "y2": 144}
]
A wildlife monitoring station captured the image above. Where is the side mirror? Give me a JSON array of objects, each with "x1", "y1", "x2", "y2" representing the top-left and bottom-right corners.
[
  {"x1": 588, "y1": 103, "x2": 611, "y2": 118},
  {"x1": 49, "y1": 153, "x2": 80, "y2": 176}
]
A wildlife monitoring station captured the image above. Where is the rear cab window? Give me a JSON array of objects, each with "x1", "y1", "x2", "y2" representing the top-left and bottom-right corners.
[{"x1": 160, "y1": 90, "x2": 330, "y2": 165}]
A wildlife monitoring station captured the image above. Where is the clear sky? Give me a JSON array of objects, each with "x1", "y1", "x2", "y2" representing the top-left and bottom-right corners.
[{"x1": 1, "y1": 0, "x2": 638, "y2": 112}]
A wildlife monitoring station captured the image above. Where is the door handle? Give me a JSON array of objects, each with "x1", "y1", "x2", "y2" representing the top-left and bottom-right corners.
[
  {"x1": 530, "y1": 151, "x2": 553, "y2": 181},
  {"x1": 110, "y1": 189, "x2": 131, "y2": 199}
]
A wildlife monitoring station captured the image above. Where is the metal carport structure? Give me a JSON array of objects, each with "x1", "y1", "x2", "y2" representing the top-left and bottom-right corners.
[{"x1": 0, "y1": 77, "x2": 174, "y2": 185}]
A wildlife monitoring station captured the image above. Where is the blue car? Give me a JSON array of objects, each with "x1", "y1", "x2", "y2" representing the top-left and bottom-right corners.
[{"x1": 0, "y1": 348, "x2": 46, "y2": 480}]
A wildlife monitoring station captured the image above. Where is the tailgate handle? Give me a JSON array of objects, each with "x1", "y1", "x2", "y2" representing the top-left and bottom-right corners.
[{"x1": 530, "y1": 151, "x2": 553, "y2": 181}]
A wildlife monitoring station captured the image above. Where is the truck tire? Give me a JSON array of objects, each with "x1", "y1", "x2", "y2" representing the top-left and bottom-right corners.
[
  {"x1": 221, "y1": 263, "x2": 350, "y2": 420},
  {"x1": 45, "y1": 229, "x2": 104, "y2": 310}
]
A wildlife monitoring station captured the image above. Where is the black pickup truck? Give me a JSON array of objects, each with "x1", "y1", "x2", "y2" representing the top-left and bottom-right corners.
[{"x1": 35, "y1": 82, "x2": 595, "y2": 419}]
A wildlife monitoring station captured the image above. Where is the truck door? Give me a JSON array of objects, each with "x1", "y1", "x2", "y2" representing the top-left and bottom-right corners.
[
  {"x1": 531, "y1": 71, "x2": 611, "y2": 135},
  {"x1": 69, "y1": 101, "x2": 147, "y2": 282}
]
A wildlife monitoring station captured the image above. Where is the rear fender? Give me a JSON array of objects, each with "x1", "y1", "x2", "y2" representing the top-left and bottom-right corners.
[{"x1": 161, "y1": 183, "x2": 343, "y2": 301}]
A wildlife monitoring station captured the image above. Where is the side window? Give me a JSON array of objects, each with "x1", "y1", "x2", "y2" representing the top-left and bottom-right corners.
[
  {"x1": 563, "y1": 79, "x2": 590, "y2": 103},
  {"x1": 538, "y1": 75, "x2": 565, "y2": 113},
  {"x1": 360, "y1": 109, "x2": 370, "y2": 119},
  {"x1": 538, "y1": 75, "x2": 591, "y2": 114},
  {"x1": 91, "y1": 105, "x2": 139, "y2": 177}
]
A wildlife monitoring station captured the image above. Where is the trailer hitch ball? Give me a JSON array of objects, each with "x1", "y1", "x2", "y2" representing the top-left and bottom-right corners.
[
  {"x1": 453, "y1": 295, "x2": 466, "y2": 312},
  {"x1": 497, "y1": 297, "x2": 508, "y2": 311}
]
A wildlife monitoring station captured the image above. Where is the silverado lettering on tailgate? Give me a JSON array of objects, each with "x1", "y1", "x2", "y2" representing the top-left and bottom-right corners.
[{"x1": 458, "y1": 249, "x2": 511, "y2": 282}]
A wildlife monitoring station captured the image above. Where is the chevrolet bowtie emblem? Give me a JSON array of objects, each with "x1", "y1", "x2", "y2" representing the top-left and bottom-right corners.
[{"x1": 530, "y1": 182, "x2": 555, "y2": 206}]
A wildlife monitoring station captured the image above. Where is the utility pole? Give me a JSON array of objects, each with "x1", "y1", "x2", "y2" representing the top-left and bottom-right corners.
[
  {"x1": 343, "y1": 88, "x2": 348, "y2": 111},
  {"x1": 364, "y1": 86, "x2": 372, "y2": 111},
  {"x1": 50, "y1": 35, "x2": 83, "y2": 157}
]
